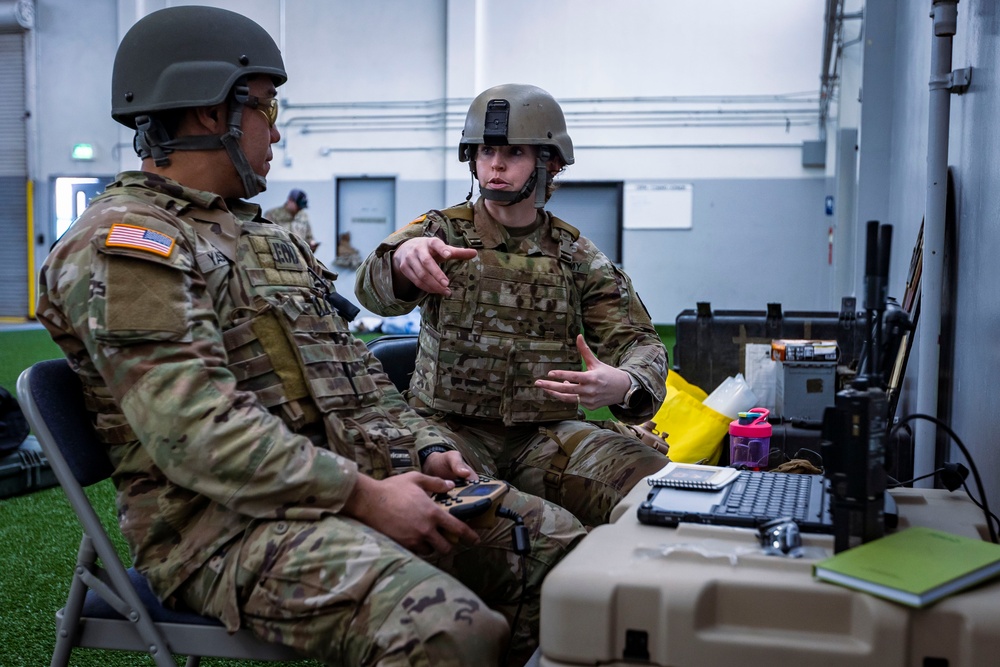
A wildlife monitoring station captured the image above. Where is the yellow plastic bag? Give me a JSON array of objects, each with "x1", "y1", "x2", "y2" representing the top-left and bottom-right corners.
[{"x1": 649, "y1": 371, "x2": 731, "y2": 465}]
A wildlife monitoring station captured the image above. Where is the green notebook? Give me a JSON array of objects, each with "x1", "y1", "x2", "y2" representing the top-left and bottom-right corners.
[{"x1": 813, "y1": 526, "x2": 1000, "y2": 608}]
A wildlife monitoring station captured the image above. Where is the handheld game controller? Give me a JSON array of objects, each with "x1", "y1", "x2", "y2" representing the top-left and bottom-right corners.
[{"x1": 434, "y1": 476, "x2": 510, "y2": 528}]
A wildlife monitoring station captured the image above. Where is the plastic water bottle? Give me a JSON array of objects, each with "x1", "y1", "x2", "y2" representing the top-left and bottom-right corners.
[{"x1": 729, "y1": 408, "x2": 772, "y2": 471}]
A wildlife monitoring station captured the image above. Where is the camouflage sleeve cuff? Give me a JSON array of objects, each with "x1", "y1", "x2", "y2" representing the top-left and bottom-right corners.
[
  {"x1": 355, "y1": 247, "x2": 421, "y2": 315},
  {"x1": 618, "y1": 372, "x2": 642, "y2": 408}
]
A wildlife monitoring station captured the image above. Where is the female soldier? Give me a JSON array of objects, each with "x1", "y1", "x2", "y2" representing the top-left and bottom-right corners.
[{"x1": 356, "y1": 83, "x2": 669, "y2": 526}]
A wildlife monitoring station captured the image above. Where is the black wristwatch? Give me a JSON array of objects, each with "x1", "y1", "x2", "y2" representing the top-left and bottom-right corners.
[{"x1": 418, "y1": 445, "x2": 451, "y2": 465}]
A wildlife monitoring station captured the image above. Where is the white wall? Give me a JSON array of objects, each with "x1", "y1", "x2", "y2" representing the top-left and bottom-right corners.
[
  {"x1": 28, "y1": 0, "x2": 830, "y2": 326},
  {"x1": 19, "y1": 0, "x2": 1000, "y2": 522},
  {"x1": 823, "y1": 0, "x2": 1000, "y2": 513}
]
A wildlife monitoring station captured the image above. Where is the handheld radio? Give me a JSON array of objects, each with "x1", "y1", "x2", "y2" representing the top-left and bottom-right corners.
[{"x1": 821, "y1": 221, "x2": 892, "y2": 552}]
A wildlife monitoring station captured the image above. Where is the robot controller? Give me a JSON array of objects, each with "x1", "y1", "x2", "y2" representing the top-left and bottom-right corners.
[{"x1": 434, "y1": 475, "x2": 510, "y2": 528}]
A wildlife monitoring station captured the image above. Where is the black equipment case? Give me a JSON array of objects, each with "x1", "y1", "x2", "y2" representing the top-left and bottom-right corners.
[
  {"x1": 671, "y1": 299, "x2": 912, "y2": 482},
  {"x1": 671, "y1": 299, "x2": 866, "y2": 394},
  {"x1": 0, "y1": 436, "x2": 57, "y2": 499}
]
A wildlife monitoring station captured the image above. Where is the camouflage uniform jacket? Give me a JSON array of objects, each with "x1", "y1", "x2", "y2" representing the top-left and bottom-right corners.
[
  {"x1": 37, "y1": 171, "x2": 458, "y2": 600},
  {"x1": 355, "y1": 198, "x2": 667, "y2": 424},
  {"x1": 264, "y1": 204, "x2": 315, "y2": 248}
]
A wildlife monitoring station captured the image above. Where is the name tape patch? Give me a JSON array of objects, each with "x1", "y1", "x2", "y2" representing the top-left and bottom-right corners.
[{"x1": 106, "y1": 223, "x2": 176, "y2": 257}]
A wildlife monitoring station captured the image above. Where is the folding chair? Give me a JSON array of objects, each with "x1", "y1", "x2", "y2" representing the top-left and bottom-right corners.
[{"x1": 17, "y1": 359, "x2": 304, "y2": 667}]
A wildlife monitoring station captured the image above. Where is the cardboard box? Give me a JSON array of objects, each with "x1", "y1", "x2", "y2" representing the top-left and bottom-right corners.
[{"x1": 771, "y1": 339, "x2": 839, "y2": 362}]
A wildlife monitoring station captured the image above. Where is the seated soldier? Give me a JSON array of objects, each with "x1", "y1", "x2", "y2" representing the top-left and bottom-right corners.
[
  {"x1": 37, "y1": 8, "x2": 585, "y2": 665},
  {"x1": 356, "y1": 84, "x2": 669, "y2": 528}
]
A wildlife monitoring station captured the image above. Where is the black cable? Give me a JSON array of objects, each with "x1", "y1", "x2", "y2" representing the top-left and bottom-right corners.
[
  {"x1": 891, "y1": 413, "x2": 998, "y2": 543},
  {"x1": 889, "y1": 468, "x2": 945, "y2": 488},
  {"x1": 961, "y1": 479, "x2": 1000, "y2": 538},
  {"x1": 496, "y1": 506, "x2": 531, "y2": 665}
]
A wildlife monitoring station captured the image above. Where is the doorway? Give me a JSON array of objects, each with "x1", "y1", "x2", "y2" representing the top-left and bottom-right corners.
[
  {"x1": 545, "y1": 182, "x2": 623, "y2": 265},
  {"x1": 54, "y1": 177, "x2": 113, "y2": 241},
  {"x1": 335, "y1": 177, "x2": 396, "y2": 320},
  {"x1": 336, "y1": 177, "x2": 396, "y2": 261}
]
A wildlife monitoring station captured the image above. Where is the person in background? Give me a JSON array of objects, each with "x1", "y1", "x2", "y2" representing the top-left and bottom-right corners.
[
  {"x1": 265, "y1": 187, "x2": 319, "y2": 251},
  {"x1": 36, "y1": 10, "x2": 584, "y2": 666},
  {"x1": 355, "y1": 83, "x2": 669, "y2": 528}
]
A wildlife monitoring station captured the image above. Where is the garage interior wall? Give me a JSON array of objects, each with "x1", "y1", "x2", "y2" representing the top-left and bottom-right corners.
[{"x1": 11, "y1": 0, "x2": 1000, "y2": 511}]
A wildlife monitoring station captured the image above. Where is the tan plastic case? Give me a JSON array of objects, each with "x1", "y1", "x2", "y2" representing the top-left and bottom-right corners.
[{"x1": 539, "y1": 485, "x2": 1000, "y2": 666}]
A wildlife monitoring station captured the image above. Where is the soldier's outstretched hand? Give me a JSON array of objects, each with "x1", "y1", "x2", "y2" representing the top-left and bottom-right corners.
[
  {"x1": 534, "y1": 334, "x2": 634, "y2": 410},
  {"x1": 392, "y1": 237, "x2": 477, "y2": 297},
  {"x1": 342, "y1": 472, "x2": 480, "y2": 556}
]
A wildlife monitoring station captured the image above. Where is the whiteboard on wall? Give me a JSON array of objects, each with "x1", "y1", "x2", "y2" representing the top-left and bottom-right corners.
[{"x1": 623, "y1": 182, "x2": 693, "y2": 230}]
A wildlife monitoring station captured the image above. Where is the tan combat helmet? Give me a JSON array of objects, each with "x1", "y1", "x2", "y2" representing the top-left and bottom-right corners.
[
  {"x1": 112, "y1": 5, "x2": 286, "y2": 198},
  {"x1": 459, "y1": 83, "x2": 574, "y2": 208}
]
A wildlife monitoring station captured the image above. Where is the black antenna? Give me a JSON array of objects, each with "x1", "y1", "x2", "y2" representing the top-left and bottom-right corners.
[
  {"x1": 874, "y1": 224, "x2": 893, "y2": 385},
  {"x1": 860, "y1": 220, "x2": 893, "y2": 388},
  {"x1": 863, "y1": 220, "x2": 880, "y2": 312},
  {"x1": 861, "y1": 221, "x2": 880, "y2": 384}
]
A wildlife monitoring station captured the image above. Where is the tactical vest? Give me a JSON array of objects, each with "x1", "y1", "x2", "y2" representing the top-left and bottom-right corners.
[
  {"x1": 411, "y1": 206, "x2": 583, "y2": 425},
  {"x1": 86, "y1": 191, "x2": 417, "y2": 479}
]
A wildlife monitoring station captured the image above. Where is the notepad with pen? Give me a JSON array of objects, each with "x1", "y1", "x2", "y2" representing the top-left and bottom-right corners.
[{"x1": 647, "y1": 462, "x2": 741, "y2": 491}]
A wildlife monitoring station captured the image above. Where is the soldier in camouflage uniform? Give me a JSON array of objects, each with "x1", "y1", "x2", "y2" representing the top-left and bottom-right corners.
[
  {"x1": 265, "y1": 188, "x2": 319, "y2": 252},
  {"x1": 36, "y1": 9, "x2": 585, "y2": 666},
  {"x1": 355, "y1": 84, "x2": 669, "y2": 528}
]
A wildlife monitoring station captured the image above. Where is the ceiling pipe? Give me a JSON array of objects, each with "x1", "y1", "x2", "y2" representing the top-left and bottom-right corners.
[
  {"x1": 0, "y1": 0, "x2": 32, "y2": 33},
  {"x1": 819, "y1": 0, "x2": 840, "y2": 131}
]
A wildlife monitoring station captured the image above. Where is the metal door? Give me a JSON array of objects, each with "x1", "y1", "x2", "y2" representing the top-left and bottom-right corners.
[
  {"x1": 336, "y1": 177, "x2": 395, "y2": 264},
  {"x1": 0, "y1": 31, "x2": 27, "y2": 317},
  {"x1": 53, "y1": 177, "x2": 114, "y2": 241},
  {"x1": 545, "y1": 182, "x2": 623, "y2": 265}
]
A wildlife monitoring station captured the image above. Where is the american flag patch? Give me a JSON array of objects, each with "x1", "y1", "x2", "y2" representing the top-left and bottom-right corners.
[{"x1": 105, "y1": 223, "x2": 176, "y2": 257}]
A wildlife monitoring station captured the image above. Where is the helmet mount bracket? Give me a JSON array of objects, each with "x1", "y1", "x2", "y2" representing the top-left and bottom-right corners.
[{"x1": 482, "y1": 99, "x2": 510, "y2": 146}]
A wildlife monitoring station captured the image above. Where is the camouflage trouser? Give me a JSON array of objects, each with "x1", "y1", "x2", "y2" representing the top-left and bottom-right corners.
[
  {"x1": 431, "y1": 415, "x2": 669, "y2": 527},
  {"x1": 176, "y1": 487, "x2": 585, "y2": 666}
]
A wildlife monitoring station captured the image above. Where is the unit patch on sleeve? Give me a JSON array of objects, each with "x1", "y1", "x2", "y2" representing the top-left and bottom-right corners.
[{"x1": 106, "y1": 223, "x2": 176, "y2": 257}]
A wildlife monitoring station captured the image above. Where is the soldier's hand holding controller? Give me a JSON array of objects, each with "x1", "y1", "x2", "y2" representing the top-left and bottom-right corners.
[
  {"x1": 534, "y1": 334, "x2": 636, "y2": 410},
  {"x1": 392, "y1": 237, "x2": 477, "y2": 297},
  {"x1": 342, "y1": 472, "x2": 480, "y2": 556},
  {"x1": 420, "y1": 448, "x2": 480, "y2": 485}
]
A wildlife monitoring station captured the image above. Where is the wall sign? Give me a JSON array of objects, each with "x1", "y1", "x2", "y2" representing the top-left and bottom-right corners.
[{"x1": 623, "y1": 182, "x2": 693, "y2": 230}]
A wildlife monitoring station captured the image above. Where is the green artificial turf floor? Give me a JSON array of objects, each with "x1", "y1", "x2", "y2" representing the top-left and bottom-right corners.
[{"x1": 0, "y1": 324, "x2": 673, "y2": 665}]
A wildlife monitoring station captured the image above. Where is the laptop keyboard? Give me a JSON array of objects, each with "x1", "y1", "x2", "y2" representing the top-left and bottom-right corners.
[{"x1": 718, "y1": 472, "x2": 814, "y2": 522}]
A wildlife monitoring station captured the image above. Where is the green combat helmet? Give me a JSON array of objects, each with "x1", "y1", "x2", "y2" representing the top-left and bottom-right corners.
[
  {"x1": 111, "y1": 5, "x2": 287, "y2": 198},
  {"x1": 459, "y1": 83, "x2": 574, "y2": 208}
]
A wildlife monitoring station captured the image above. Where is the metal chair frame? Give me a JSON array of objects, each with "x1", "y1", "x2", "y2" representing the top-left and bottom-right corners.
[{"x1": 17, "y1": 359, "x2": 303, "y2": 667}]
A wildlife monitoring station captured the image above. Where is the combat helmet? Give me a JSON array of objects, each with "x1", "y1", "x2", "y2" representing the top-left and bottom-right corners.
[
  {"x1": 111, "y1": 6, "x2": 287, "y2": 198},
  {"x1": 459, "y1": 84, "x2": 574, "y2": 209}
]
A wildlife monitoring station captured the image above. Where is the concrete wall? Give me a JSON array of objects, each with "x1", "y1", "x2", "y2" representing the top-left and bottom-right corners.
[{"x1": 840, "y1": 0, "x2": 1000, "y2": 512}]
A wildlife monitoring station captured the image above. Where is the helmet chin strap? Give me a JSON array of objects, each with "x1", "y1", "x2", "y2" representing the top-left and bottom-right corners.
[
  {"x1": 478, "y1": 148, "x2": 551, "y2": 209},
  {"x1": 132, "y1": 83, "x2": 266, "y2": 198},
  {"x1": 221, "y1": 84, "x2": 267, "y2": 198}
]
